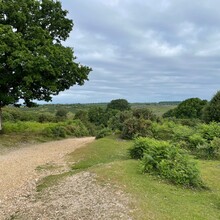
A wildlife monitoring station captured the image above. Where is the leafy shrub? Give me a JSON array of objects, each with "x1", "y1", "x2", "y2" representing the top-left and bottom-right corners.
[
  {"x1": 45, "y1": 125, "x2": 67, "y2": 138},
  {"x1": 42, "y1": 120, "x2": 89, "y2": 138},
  {"x1": 197, "y1": 122, "x2": 220, "y2": 141},
  {"x1": 38, "y1": 113, "x2": 55, "y2": 123},
  {"x1": 121, "y1": 117, "x2": 152, "y2": 139},
  {"x1": 129, "y1": 137, "x2": 159, "y2": 159},
  {"x1": 172, "y1": 124, "x2": 194, "y2": 142},
  {"x1": 132, "y1": 108, "x2": 158, "y2": 121},
  {"x1": 189, "y1": 134, "x2": 206, "y2": 149},
  {"x1": 130, "y1": 137, "x2": 204, "y2": 188},
  {"x1": 108, "y1": 110, "x2": 133, "y2": 131},
  {"x1": 151, "y1": 121, "x2": 175, "y2": 140},
  {"x1": 197, "y1": 138, "x2": 220, "y2": 159},
  {"x1": 96, "y1": 128, "x2": 112, "y2": 139}
]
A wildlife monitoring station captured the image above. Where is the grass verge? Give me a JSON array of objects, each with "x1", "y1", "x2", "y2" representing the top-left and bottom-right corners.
[{"x1": 65, "y1": 136, "x2": 220, "y2": 220}]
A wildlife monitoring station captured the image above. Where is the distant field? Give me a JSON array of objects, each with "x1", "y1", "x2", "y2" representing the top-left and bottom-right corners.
[{"x1": 4, "y1": 103, "x2": 177, "y2": 117}]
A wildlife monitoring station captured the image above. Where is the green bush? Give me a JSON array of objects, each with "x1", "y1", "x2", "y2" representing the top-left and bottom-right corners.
[
  {"x1": 129, "y1": 137, "x2": 159, "y2": 159},
  {"x1": 189, "y1": 134, "x2": 206, "y2": 149},
  {"x1": 151, "y1": 121, "x2": 175, "y2": 140},
  {"x1": 121, "y1": 117, "x2": 152, "y2": 139},
  {"x1": 42, "y1": 120, "x2": 89, "y2": 138},
  {"x1": 132, "y1": 108, "x2": 158, "y2": 121},
  {"x1": 108, "y1": 110, "x2": 133, "y2": 131},
  {"x1": 38, "y1": 113, "x2": 55, "y2": 123},
  {"x1": 130, "y1": 137, "x2": 204, "y2": 188},
  {"x1": 197, "y1": 137, "x2": 220, "y2": 159},
  {"x1": 197, "y1": 122, "x2": 220, "y2": 141},
  {"x1": 96, "y1": 128, "x2": 112, "y2": 139}
]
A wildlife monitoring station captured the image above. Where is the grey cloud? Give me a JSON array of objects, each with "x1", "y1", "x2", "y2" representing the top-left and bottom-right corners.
[{"x1": 49, "y1": 0, "x2": 220, "y2": 103}]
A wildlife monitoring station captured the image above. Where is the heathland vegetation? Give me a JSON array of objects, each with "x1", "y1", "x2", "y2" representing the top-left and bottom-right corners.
[{"x1": 0, "y1": 93, "x2": 220, "y2": 219}]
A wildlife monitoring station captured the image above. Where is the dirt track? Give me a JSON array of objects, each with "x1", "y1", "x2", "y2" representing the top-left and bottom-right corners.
[
  {"x1": 0, "y1": 137, "x2": 133, "y2": 219},
  {"x1": 0, "y1": 137, "x2": 95, "y2": 200}
]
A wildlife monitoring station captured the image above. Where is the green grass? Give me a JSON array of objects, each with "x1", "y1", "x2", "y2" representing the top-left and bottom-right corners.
[
  {"x1": 66, "y1": 136, "x2": 220, "y2": 220},
  {"x1": 36, "y1": 172, "x2": 71, "y2": 192},
  {"x1": 68, "y1": 136, "x2": 132, "y2": 170}
]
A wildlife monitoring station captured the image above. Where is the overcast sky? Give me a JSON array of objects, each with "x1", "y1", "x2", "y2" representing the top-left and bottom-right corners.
[{"x1": 51, "y1": 0, "x2": 220, "y2": 103}]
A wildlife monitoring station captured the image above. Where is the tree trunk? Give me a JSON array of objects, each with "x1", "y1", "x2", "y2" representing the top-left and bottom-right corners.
[{"x1": 0, "y1": 107, "x2": 2, "y2": 131}]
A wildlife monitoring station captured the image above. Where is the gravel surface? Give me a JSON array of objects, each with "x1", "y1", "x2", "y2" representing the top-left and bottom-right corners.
[{"x1": 0, "y1": 137, "x2": 133, "y2": 220}]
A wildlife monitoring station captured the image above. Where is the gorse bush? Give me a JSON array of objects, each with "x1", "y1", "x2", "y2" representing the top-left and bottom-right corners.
[{"x1": 130, "y1": 137, "x2": 204, "y2": 188}]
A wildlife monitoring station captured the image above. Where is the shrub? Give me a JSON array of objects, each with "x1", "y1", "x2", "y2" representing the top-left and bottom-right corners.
[
  {"x1": 129, "y1": 137, "x2": 160, "y2": 159},
  {"x1": 189, "y1": 134, "x2": 206, "y2": 149},
  {"x1": 38, "y1": 113, "x2": 55, "y2": 123},
  {"x1": 130, "y1": 137, "x2": 204, "y2": 188},
  {"x1": 121, "y1": 118, "x2": 152, "y2": 139},
  {"x1": 132, "y1": 108, "x2": 158, "y2": 121},
  {"x1": 197, "y1": 138, "x2": 220, "y2": 159},
  {"x1": 42, "y1": 120, "x2": 89, "y2": 138},
  {"x1": 96, "y1": 128, "x2": 112, "y2": 139},
  {"x1": 108, "y1": 110, "x2": 133, "y2": 131},
  {"x1": 151, "y1": 121, "x2": 175, "y2": 140},
  {"x1": 197, "y1": 122, "x2": 220, "y2": 141}
]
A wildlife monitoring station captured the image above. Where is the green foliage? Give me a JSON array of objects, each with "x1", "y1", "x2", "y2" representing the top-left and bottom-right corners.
[
  {"x1": 197, "y1": 138, "x2": 220, "y2": 159},
  {"x1": 88, "y1": 106, "x2": 106, "y2": 126},
  {"x1": 132, "y1": 108, "x2": 158, "y2": 121},
  {"x1": 3, "y1": 121, "x2": 51, "y2": 133},
  {"x1": 188, "y1": 134, "x2": 206, "y2": 149},
  {"x1": 197, "y1": 122, "x2": 220, "y2": 141},
  {"x1": 55, "y1": 108, "x2": 68, "y2": 121},
  {"x1": 108, "y1": 110, "x2": 133, "y2": 131},
  {"x1": 38, "y1": 113, "x2": 55, "y2": 123},
  {"x1": 42, "y1": 120, "x2": 89, "y2": 138},
  {"x1": 121, "y1": 117, "x2": 152, "y2": 139},
  {"x1": 163, "y1": 98, "x2": 207, "y2": 119},
  {"x1": 129, "y1": 137, "x2": 158, "y2": 159},
  {"x1": 95, "y1": 128, "x2": 112, "y2": 139},
  {"x1": 107, "y1": 99, "x2": 130, "y2": 111},
  {"x1": 203, "y1": 91, "x2": 220, "y2": 122},
  {"x1": 74, "y1": 110, "x2": 89, "y2": 123},
  {"x1": 151, "y1": 121, "x2": 176, "y2": 140},
  {"x1": 130, "y1": 137, "x2": 204, "y2": 187},
  {"x1": 2, "y1": 107, "x2": 39, "y2": 121},
  {"x1": 0, "y1": 0, "x2": 91, "y2": 108}
]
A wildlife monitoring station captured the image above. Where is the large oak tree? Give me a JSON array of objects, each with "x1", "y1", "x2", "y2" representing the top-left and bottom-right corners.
[{"x1": 0, "y1": 0, "x2": 92, "y2": 130}]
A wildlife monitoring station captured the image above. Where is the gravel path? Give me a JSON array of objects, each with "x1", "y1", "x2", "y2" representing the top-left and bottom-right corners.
[{"x1": 0, "y1": 137, "x2": 133, "y2": 220}]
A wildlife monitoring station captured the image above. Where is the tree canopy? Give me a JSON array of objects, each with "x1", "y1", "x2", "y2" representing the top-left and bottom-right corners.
[
  {"x1": 202, "y1": 91, "x2": 220, "y2": 122},
  {"x1": 0, "y1": 0, "x2": 91, "y2": 108},
  {"x1": 163, "y1": 98, "x2": 207, "y2": 119},
  {"x1": 107, "y1": 99, "x2": 130, "y2": 112}
]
